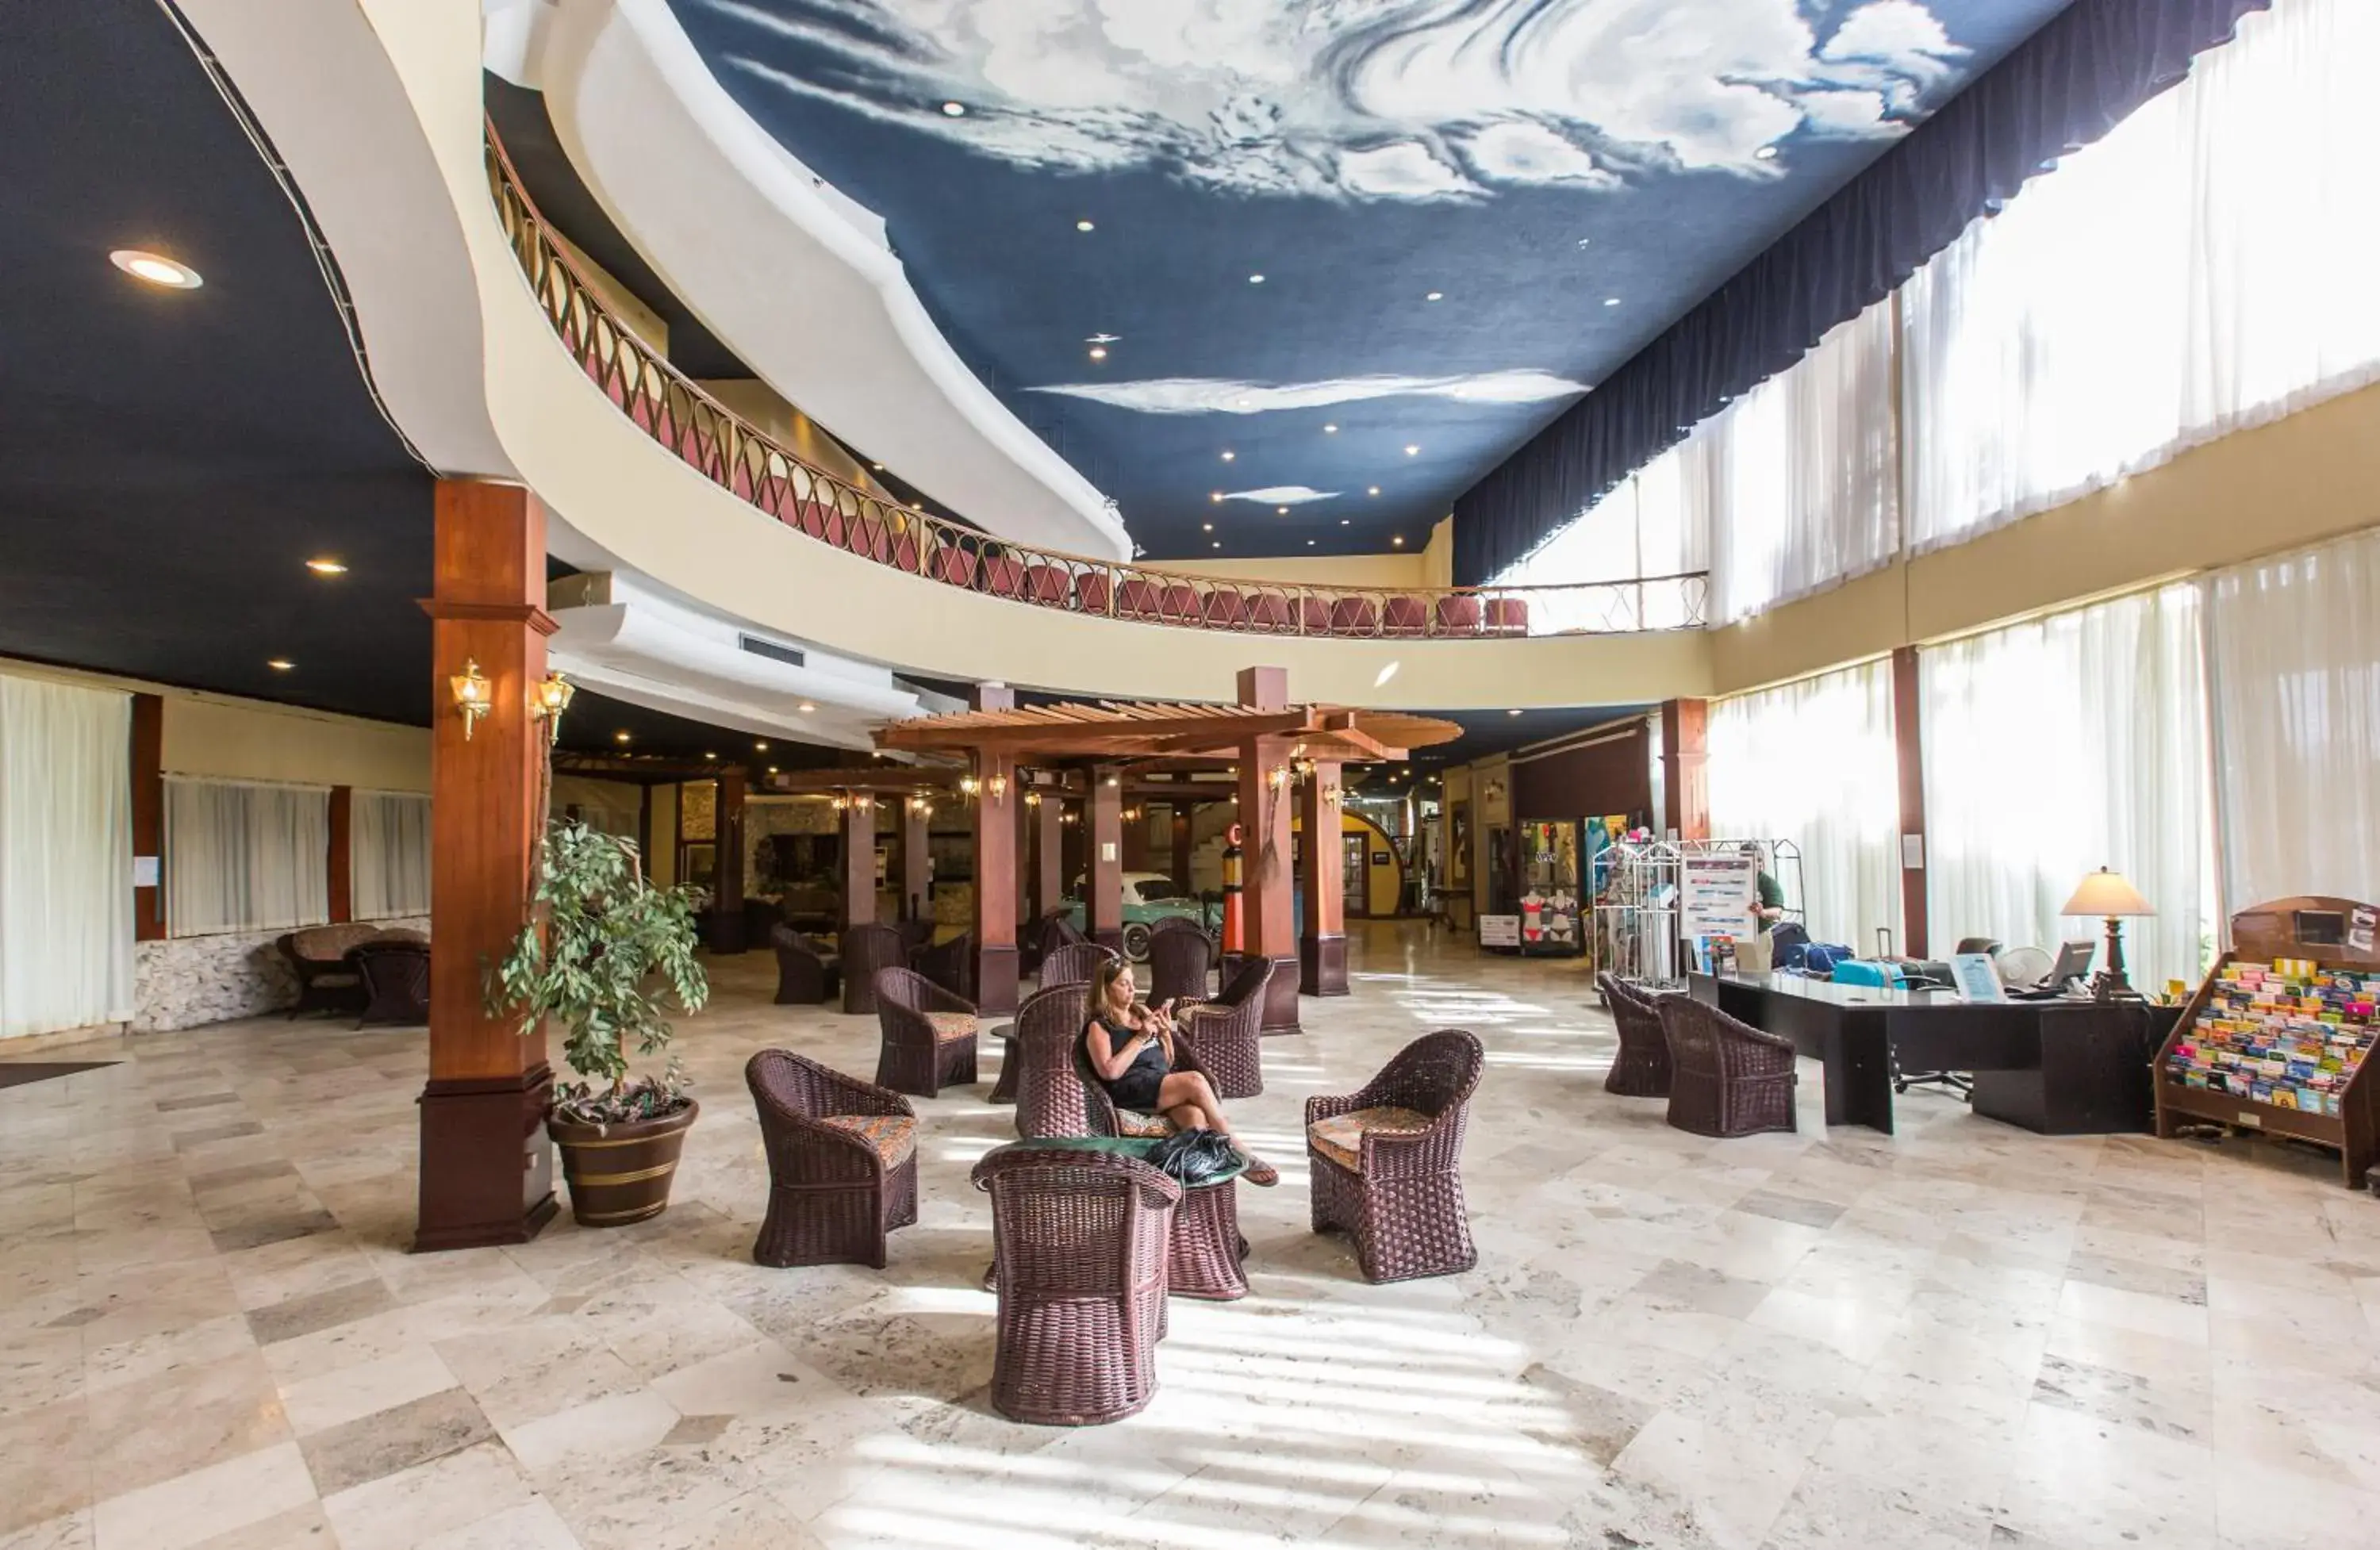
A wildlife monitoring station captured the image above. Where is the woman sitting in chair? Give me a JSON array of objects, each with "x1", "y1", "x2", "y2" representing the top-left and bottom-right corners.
[{"x1": 1081, "y1": 957, "x2": 1277, "y2": 1185}]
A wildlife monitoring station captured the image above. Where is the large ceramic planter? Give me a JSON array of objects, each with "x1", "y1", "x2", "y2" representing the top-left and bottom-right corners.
[{"x1": 548, "y1": 1100, "x2": 698, "y2": 1228}]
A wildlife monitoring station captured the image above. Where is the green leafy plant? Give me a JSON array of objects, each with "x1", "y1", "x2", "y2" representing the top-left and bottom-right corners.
[{"x1": 487, "y1": 819, "x2": 708, "y2": 1127}]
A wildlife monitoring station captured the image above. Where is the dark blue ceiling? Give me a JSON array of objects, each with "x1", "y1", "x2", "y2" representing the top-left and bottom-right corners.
[{"x1": 669, "y1": 0, "x2": 2072, "y2": 560}]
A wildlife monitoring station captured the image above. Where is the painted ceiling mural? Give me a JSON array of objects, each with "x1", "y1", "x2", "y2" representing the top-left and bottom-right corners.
[{"x1": 670, "y1": 0, "x2": 2073, "y2": 559}]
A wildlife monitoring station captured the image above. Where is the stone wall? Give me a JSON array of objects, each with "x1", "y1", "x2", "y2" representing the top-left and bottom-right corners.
[{"x1": 131, "y1": 915, "x2": 430, "y2": 1033}]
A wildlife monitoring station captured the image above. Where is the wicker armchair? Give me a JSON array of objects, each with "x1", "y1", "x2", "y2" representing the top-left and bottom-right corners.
[
  {"x1": 1654, "y1": 996, "x2": 1799, "y2": 1138},
  {"x1": 839, "y1": 923, "x2": 907, "y2": 1015},
  {"x1": 277, "y1": 923, "x2": 402, "y2": 1019},
  {"x1": 1015, "y1": 987, "x2": 1209, "y2": 1141},
  {"x1": 1304, "y1": 1029, "x2": 1484, "y2": 1283},
  {"x1": 911, "y1": 929, "x2": 975, "y2": 1000},
  {"x1": 1598, "y1": 973, "x2": 1674, "y2": 1098},
  {"x1": 1174, "y1": 956, "x2": 1270, "y2": 1099},
  {"x1": 772, "y1": 926, "x2": 843, "y2": 1006},
  {"x1": 745, "y1": 1049, "x2": 917, "y2": 1268},
  {"x1": 1147, "y1": 918, "x2": 1214, "y2": 1006},
  {"x1": 1038, "y1": 941, "x2": 1118, "y2": 989},
  {"x1": 874, "y1": 966, "x2": 979, "y2": 1096},
  {"x1": 351, "y1": 940, "x2": 430, "y2": 1027},
  {"x1": 1019, "y1": 909, "x2": 1073, "y2": 976},
  {"x1": 970, "y1": 1144, "x2": 1180, "y2": 1425}
]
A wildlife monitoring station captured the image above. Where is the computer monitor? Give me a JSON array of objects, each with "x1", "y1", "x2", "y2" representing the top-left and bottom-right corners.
[{"x1": 2045, "y1": 938, "x2": 2096, "y2": 989}]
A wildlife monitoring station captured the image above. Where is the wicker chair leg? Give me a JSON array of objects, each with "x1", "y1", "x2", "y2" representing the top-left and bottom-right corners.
[
  {"x1": 754, "y1": 1179, "x2": 894, "y2": 1268},
  {"x1": 1352, "y1": 1175, "x2": 1476, "y2": 1284}
]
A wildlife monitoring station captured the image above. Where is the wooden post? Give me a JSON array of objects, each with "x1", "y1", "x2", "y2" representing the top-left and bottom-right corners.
[
  {"x1": 1119, "y1": 804, "x2": 1152, "y2": 872},
  {"x1": 708, "y1": 768, "x2": 748, "y2": 953},
  {"x1": 1891, "y1": 646, "x2": 1929, "y2": 959},
  {"x1": 901, "y1": 795, "x2": 931, "y2": 923},
  {"x1": 842, "y1": 792, "x2": 877, "y2": 928},
  {"x1": 327, "y1": 786, "x2": 354, "y2": 923},
  {"x1": 971, "y1": 685, "x2": 1020, "y2": 1014},
  {"x1": 1088, "y1": 770, "x2": 1124, "y2": 953},
  {"x1": 1660, "y1": 699, "x2": 1710, "y2": 842},
  {"x1": 130, "y1": 693, "x2": 165, "y2": 942},
  {"x1": 1169, "y1": 804, "x2": 1193, "y2": 895},
  {"x1": 414, "y1": 481, "x2": 558, "y2": 1253},
  {"x1": 1236, "y1": 667, "x2": 1302, "y2": 1033},
  {"x1": 1299, "y1": 761, "x2": 1347, "y2": 996},
  {"x1": 1033, "y1": 791, "x2": 1066, "y2": 924}
]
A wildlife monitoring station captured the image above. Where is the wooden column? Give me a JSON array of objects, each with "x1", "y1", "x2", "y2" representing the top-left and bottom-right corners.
[
  {"x1": 130, "y1": 693, "x2": 165, "y2": 941},
  {"x1": 970, "y1": 685, "x2": 1020, "y2": 1015},
  {"x1": 708, "y1": 769, "x2": 748, "y2": 953},
  {"x1": 1236, "y1": 667, "x2": 1302, "y2": 1033},
  {"x1": 1169, "y1": 804, "x2": 1193, "y2": 895},
  {"x1": 1032, "y1": 793, "x2": 1066, "y2": 923},
  {"x1": 901, "y1": 796, "x2": 931, "y2": 923},
  {"x1": 1119, "y1": 805, "x2": 1151, "y2": 872},
  {"x1": 1299, "y1": 762, "x2": 1347, "y2": 996},
  {"x1": 1660, "y1": 698, "x2": 1710, "y2": 842},
  {"x1": 327, "y1": 787, "x2": 354, "y2": 923},
  {"x1": 1891, "y1": 646, "x2": 1929, "y2": 959},
  {"x1": 1088, "y1": 770, "x2": 1124, "y2": 953},
  {"x1": 841, "y1": 794, "x2": 877, "y2": 929},
  {"x1": 415, "y1": 481, "x2": 557, "y2": 1253}
]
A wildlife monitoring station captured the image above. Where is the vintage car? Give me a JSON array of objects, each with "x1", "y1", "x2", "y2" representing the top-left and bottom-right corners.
[{"x1": 1063, "y1": 871, "x2": 1214, "y2": 961}]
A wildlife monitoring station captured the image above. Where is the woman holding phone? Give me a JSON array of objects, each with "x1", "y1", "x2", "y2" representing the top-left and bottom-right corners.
[{"x1": 1080, "y1": 957, "x2": 1277, "y2": 1185}]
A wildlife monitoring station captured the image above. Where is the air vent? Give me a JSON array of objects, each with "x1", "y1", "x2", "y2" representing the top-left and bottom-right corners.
[{"x1": 739, "y1": 635, "x2": 806, "y2": 669}]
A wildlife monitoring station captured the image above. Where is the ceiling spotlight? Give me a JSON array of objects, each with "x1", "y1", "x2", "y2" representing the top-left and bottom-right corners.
[
  {"x1": 1392, "y1": 535, "x2": 1405, "y2": 547},
  {"x1": 1404, "y1": 445, "x2": 1420, "y2": 456},
  {"x1": 869, "y1": 462, "x2": 885, "y2": 472},
  {"x1": 704, "y1": 751, "x2": 717, "y2": 759},
  {"x1": 1219, "y1": 450, "x2": 1235, "y2": 462},
  {"x1": 1368, "y1": 486, "x2": 1380, "y2": 496},
  {"x1": 614, "y1": 731, "x2": 631, "y2": 743},
  {"x1": 1212, "y1": 542, "x2": 1222, "y2": 550},
  {"x1": 1508, "y1": 708, "x2": 1523, "y2": 716},
  {"x1": 304, "y1": 558, "x2": 347, "y2": 575},
  {"x1": 1276, "y1": 505, "x2": 1288, "y2": 515},
  {"x1": 1604, "y1": 297, "x2": 1622, "y2": 307},
  {"x1": 1425, "y1": 291, "x2": 1444, "y2": 301},
  {"x1": 110, "y1": 249, "x2": 202, "y2": 290},
  {"x1": 1203, "y1": 522, "x2": 1213, "y2": 531},
  {"x1": 767, "y1": 765, "x2": 779, "y2": 775},
  {"x1": 1323, "y1": 424, "x2": 1338, "y2": 434},
  {"x1": 941, "y1": 101, "x2": 967, "y2": 117},
  {"x1": 1754, "y1": 145, "x2": 1779, "y2": 161},
  {"x1": 798, "y1": 702, "x2": 816, "y2": 714},
  {"x1": 1307, "y1": 539, "x2": 1316, "y2": 546},
  {"x1": 1088, "y1": 346, "x2": 1107, "y2": 361},
  {"x1": 1340, "y1": 519, "x2": 1350, "y2": 526},
  {"x1": 1210, "y1": 492, "x2": 1223, "y2": 503},
  {"x1": 1247, "y1": 273, "x2": 1265, "y2": 285},
  {"x1": 266, "y1": 658, "x2": 294, "y2": 672},
  {"x1": 755, "y1": 740, "x2": 770, "y2": 751},
  {"x1": 1075, "y1": 218, "x2": 1096, "y2": 232}
]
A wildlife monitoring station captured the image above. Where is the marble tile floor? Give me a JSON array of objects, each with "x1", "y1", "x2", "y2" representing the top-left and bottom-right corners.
[{"x1": 4, "y1": 921, "x2": 2378, "y2": 1550}]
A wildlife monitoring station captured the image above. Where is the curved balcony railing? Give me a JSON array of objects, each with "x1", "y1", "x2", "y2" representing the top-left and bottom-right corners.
[{"x1": 486, "y1": 129, "x2": 1708, "y2": 639}]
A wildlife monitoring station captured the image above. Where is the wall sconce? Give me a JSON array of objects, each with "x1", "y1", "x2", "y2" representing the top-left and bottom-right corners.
[
  {"x1": 960, "y1": 775, "x2": 981, "y2": 797},
  {"x1": 854, "y1": 793, "x2": 874, "y2": 812},
  {"x1": 528, "y1": 670, "x2": 575, "y2": 743},
  {"x1": 985, "y1": 774, "x2": 1008, "y2": 803},
  {"x1": 1292, "y1": 757, "x2": 1315, "y2": 781},
  {"x1": 1268, "y1": 764, "x2": 1290, "y2": 792},
  {"x1": 1323, "y1": 783, "x2": 1343, "y2": 808},
  {"x1": 1061, "y1": 811, "x2": 1078, "y2": 826},
  {"x1": 448, "y1": 658, "x2": 490, "y2": 741},
  {"x1": 832, "y1": 795, "x2": 849, "y2": 812},
  {"x1": 1025, "y1": 790, "x2": 1042, "y2": 808},
  {"x1": 1103, "y1": 773, "x2": 1119, "y2": 788}
]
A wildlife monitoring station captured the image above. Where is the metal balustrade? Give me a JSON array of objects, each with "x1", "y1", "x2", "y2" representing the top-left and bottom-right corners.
[{"x1": 486, "y1": 129, "x2": 1708, "y2": 641}]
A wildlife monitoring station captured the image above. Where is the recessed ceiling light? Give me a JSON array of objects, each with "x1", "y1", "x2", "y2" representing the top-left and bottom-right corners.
[
  {"x1": 1276, "y1": 505, "x2": 1288, "y2": 515},
  {"x1": 1323, "y1": 424, "x2": 1338, "y2": 434},
  {"x1": 1604, "y1": 297, "x2": 1622, "y2": 306},
  {"x1": 304, "y1": 558, "x2": 346, "y2": 575},
  {"x1": 768, "y1": 765, "x2": 779, "y2": 775},
  {"x1": 266, "y1": 658, "x2": 294, "y2": 672},
  {"x1": 1404, "y1": 445, "x2": 1420, "y2": 456},
  {"x1": 1247, "y1": 273, "x2": 1265, "y2": 285},
  {"x1": 110, "y1": 249, "x2": 202, "y2": 290},
  {"x1": 1508, "y1": 708, "x2": 1523, "y2": 716},
  {"x1": 1341, "y1": 519, "x2": 1350, "y2": 526},
  {"x1": 1392, "y1": 535, "x2": 1405, "y2": 547},
  {"x1": 1210, "y1": 491, "x2": 1223, "y2": 503},
  {"x1": 798, "y1": 702, "x2": 816, "y2": 714},
  {"x1": 1219, "y1": 450, "x2": 1235, "y2": 462},
  {"x1": 1203, "y1": 522, "x2": 1213, "y2": 531},
  {"x1": 941, "y1": 101, "x2": 967, "y2": 117},
  {"x1": 1088, "y1": 346, "x2": 1107, "y2": 361},
  {"x1": 704, "y1": 751, "x2": 717, "y2": 759},
  {"x1": 1076, "y1": 218, "x2": 1096, "y2": 232},
  {"x1": 614, "y1": 731, "x2": 631, "y2": 743},
  {"x1": 755, "y1": 740, "x2": 770, "y2": 751},
  {"x1": 869, "y1": 462, "x2": 885, "y2": 471},
  {"x1": 1754, "y1": 145, "x2": 1779, "y2": 161},
  {"x1": 1368, "y1": 486, "x2": 1380, "y2": 496},
  {"x1": 1425, "y1": 291, "x2": 1444, "y2": 301},
  {"x1": 1307, "y1": 539, "x2": 1316, "y2": 546}
]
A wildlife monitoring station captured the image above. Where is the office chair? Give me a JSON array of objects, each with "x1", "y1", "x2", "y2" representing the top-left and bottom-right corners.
[{"x1": 1953, "y1": 937, "x2": 2001, "y2": 957}]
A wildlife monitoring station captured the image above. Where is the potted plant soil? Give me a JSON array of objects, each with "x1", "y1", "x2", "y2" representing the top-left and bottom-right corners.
[{"x1": 489, "y1": 819, "x2": 709, "y2": 1227}]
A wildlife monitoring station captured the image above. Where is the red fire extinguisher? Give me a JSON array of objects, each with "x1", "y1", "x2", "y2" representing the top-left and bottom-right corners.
[{"x1": 1219, "y1": 823, "x2": 1245, "y2": 955}]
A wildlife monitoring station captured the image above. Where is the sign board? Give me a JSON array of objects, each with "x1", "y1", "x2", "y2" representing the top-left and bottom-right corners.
[
  {"x1": 1679, "y1": 854, "x2": 1756, "y2": 942},
  {"x1": 1478, "y1": 914, "x2": 1521, "y2": 948}
]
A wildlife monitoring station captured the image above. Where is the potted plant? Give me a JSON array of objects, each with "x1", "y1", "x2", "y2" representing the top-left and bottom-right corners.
[{"x1": 489, "y1": 819, "x2": 708, "y2": 1227}]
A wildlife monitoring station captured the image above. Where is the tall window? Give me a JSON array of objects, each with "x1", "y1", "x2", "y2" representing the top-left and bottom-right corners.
[
  {"x1": 1707, "y1": 660, "x2": 1901, "y2": 951},
  {"x1": 1, "y1": 675, "x2": 133, "y2": 1038},
  {"x1": 164, "y1": 779, "x2": 330, "y2": 937},
  {"x1": 2204, "y1": 528, "x2": 2380, "y2": 909},
  {"x1": 351, "y1": 791, "x2": 431, "y2": 920},
  {"x1": 1902, "y1": 0, "x2": 2380, "y2": 552},
  {"x1": 1491, "y1": 430, "x2": 1709, "y2": 632},
  {"x1": 1921, "y1": 586, "x2": 2211, "y2": 990}
]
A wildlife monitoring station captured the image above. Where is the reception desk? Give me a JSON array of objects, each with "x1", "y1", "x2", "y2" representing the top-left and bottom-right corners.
[{"x1": 1687, "y1": 973, "x2": 2173, "y2": 1136}]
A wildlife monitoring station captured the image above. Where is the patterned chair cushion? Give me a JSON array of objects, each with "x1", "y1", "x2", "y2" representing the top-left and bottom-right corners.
[
  {"x1": 816, "y1": 1113, "x2": 917, "y2": 1166},
  {"x1": 1306, "y1": 1105, "x2": 1435, "y2": 1172},
  {"x1": 926, "y1": 1011, "x2": 978, "y2": 1044},
  {"x1": 1115, "y1": 1110, "x2": 1175, "y2": 1140}
]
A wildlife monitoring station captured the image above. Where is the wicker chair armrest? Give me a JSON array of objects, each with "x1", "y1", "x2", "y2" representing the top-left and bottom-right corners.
[
  {"x1": 814, "y1": 1062, "x2": 916, "y2": 1118},
  {"x1": 1360, "y1": 1115, "x2": 1468, "y2": 1178},
  {"x1": 1719, "y1": 1031, "x2": 1801, "y2": 1078},
  {"x1": 1305, "y1": 1089, "x2": 1365, "y2": 1126},
  {"x1": 778, "y1": 1116, "x2": 891, "y2": 1177},
  {"x1": 919, "y1": 980, "x2": 978, "y2": 1016}
]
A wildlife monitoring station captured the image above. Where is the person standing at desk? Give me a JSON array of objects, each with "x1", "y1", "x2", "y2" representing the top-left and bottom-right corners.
[{"x1": 1741, "y1": 842, "x2": 1787, "y2": 934}]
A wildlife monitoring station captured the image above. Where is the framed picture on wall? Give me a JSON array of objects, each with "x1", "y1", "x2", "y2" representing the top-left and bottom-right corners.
[{"x1": 1448, "y1": 802, "x2": 1470, "y2": 885}]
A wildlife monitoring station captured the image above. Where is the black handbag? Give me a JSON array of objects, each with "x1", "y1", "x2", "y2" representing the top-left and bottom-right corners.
[{"x1": 1146, "y1": 1128, "x2": 1240, "y2": 1186}]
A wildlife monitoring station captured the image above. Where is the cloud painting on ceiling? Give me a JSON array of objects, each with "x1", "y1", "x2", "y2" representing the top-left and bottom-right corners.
[{"x1": 670, "y1": 0, "x2": 2072, "y2": 559}]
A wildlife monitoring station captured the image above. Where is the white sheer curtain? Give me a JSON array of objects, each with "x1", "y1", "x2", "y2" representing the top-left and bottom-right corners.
[
  {"x1": 1921, "y1": 585, "x2": 2211, "y2": 990},
  {"x1": 165, "y1": 779, "x2": 329, "y2": 937},
  {"x1": 1491, "y1": 428, "x2": 1711, "y2": 631},
  {"x1": 2204, "y1": 528, "x2": 2380, "y2": 910},
  {"x1": 351, "y1": 792, "x2": 431, "y2": 920},
  {"x1": 1903, "y1": 0, "x2": 2380, "y2": 553},
  {"x1": 1708, "y1": 304, "x2": 1901, "y2": 623},
  {"x1": 1, "y1": 675, "x2": 133, "y2": 1038},
  {"x1": 1707, "y1": 659, "x2": 1901, "y2": 950}
]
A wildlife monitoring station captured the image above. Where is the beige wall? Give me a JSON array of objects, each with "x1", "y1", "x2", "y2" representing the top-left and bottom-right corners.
[
  {"x1": 162, "y1": 696, "x2": 430, "y2": 791},
  {"x1": 1711, "y1": 378, "x2": 2380, "y2": 694}
]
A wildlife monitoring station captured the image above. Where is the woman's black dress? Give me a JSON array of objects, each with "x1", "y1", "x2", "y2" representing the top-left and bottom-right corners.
[{"x1": 1084, "y1": 1012, "x2": 1169, "y2": 1112}]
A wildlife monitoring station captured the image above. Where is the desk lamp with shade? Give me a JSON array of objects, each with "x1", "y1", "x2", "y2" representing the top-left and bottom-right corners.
[{"x1": 2063, "y1": 867, "x2": 2155, "y2": 1000}]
